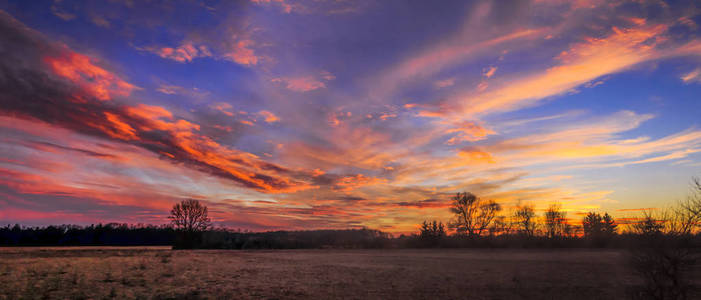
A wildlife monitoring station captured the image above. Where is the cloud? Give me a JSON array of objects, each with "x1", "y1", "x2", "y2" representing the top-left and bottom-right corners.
[
  {"x1": 90, "y1": 14, "x2": 110, "y2": 28},
  {"x1": 483, "y1": 66, "x2": 497, "y2": 78},
  {"x1": 222, "y1": 38, "x2": 259, "y2": 66},
  {"x1": 156, "y1": 84, "x2": 182, "y2": 95},
  {"x1": 444, "y1": 121, "x2": 495, "y2": 145},
  {"x1": 480, "y1": 111, "x2": 701, "y2": 170},
  {"x1": 258, "y1": 110, "x2": 280, "y2": 123},
  {"x1": 137, "y1": 38, "x2": 259, "y2": 67},
  {"x1": 271, "y1": 71, "x2": 335, "y2": 92},
  {"x1": 332, "y1": 174, "x2": 386, "y2": 192},
  {"x1": 394, "y1": 198, "x2": 450, "y2": 209},
  {"x1": 446, "y1": 23, "x2": 695, "y2": 117},
  {"x1": 681, "y1": 68, "x2": 701, "y2": 83},
  {"x1": 252, "y1": 0, "x2": 294, "y2": 14},
  {"x1": 373, "y1": 26, "x2": 543, "y2": 99},
  {"x1": 434, "y1": 78, "x2": 455, "y2": 89},
  {"x1": 251, "y1": 0, "x2": 368, "y2": 15},
  {"x1": 457, "y1": 148, "x2": 496, "y2": 164},
  {"x1": 146, "y1": 43, "x2": 212, "y2": 63},
  {"x1": 0, "y1": 11, "x2": 313, "y2": 193},
  {"x1": 51, "y1": 4, "x2": 76, "y2": 21},
  {"x1": 45, "y1": 52, "x2": 137, "y2": 101}
]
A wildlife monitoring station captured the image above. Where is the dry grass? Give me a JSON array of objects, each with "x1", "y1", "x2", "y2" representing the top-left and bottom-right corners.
[{"x1": 0, "y1": 247, "x2": 697, "y2": 299}]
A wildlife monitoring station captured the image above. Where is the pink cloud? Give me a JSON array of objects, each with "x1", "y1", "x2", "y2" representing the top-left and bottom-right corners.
[
  {"x1": 152, "y1": 43, "x2": 212, "y2": 63},
  {"x1": 223, "y1": 39, "x2": 259, "y2": 66},
  {"x1": 272, "y1": 71, "x2": 335, "y2": 92},
  {"x1": 434, "y1": 78, "x2": 455, "y2": 89},
  {"x1": 251, "y1": 0, "x2": 293, "y2": 13}
]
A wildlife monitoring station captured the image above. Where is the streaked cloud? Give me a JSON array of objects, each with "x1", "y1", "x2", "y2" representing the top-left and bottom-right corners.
[{"x1": 681, "y1": 68, "x2": 701, "y2": 83}]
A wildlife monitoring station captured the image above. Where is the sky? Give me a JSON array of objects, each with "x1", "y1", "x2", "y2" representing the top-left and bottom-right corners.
[{"x1": 0, "y1": 0, "x2": 700, "y2": 233}]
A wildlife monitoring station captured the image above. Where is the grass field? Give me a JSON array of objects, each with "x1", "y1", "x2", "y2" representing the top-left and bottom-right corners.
[{"x1": 0, "y1": 247, "x2": 697, "y2": 299}]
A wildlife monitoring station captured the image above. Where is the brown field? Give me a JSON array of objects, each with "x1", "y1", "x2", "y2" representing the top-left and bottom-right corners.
[{"x1": 0, "y1": 247, "x2": 697, "y2": 299}]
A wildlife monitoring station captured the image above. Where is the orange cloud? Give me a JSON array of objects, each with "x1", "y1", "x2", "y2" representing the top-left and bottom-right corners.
[
  {"x1": 45, "y1": 52, "x2": 136, "y2": 101},
  {"x1": 457, "y1": 148, "x2": 495, "y2": 164},
  {"x1": 455, "y1": 24, "x2": 670, "y2": 116},
  {"x1": 258, "y1": 110, "x2": 280, "y2": 123},
  {"x1": 483, "y1": 66, "x2": 497, "y2": 78},
  {"x1": 444, "y1": 121, "x2": 495, "y2": 144},
  {"x1": 334, "y1": 174, "x2": 386, "y2": 192},
  {"x1": 103, "y1": 112, "x2": 138, "y2": 140}
]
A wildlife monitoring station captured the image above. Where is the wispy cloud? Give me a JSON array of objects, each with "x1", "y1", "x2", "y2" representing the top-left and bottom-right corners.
[{"x1": 271, "y1": 71, "x2": 335, "y2": 92}]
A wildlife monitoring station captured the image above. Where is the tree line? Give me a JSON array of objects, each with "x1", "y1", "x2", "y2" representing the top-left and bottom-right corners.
[
  {"x1": 2, "y1": 177, "x2": 700, "y2": 250},
  {"x1": 414, "y1": 176, "x2": 701, "y2": 248}
]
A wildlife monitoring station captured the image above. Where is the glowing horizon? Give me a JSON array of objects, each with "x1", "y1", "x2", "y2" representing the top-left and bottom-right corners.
[{"x1": 0, "y1": 0, "x2": 700, "y2": 234}]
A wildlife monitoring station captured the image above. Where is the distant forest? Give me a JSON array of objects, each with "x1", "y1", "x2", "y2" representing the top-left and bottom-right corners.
[
  {"x1": 1, "y1": 221, "x2": 700, "y2": 249},
  {"x1": 0, "y1": 224, "x2": 393, "y2": 249}
]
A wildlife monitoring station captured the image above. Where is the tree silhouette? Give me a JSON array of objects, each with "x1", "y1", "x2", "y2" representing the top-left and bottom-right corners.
[
  {"x1": 544, "y1": 204, "x2": 567, "y2": 239},
  {"x1": 489, "y1": 215, "x2": 511, "y2": 236},
  {"x1": 419, "y1": 220, "x2": 446, "y2": 247},
  {"x1": 420, "y1": 220, "x2": 446, "y2": 239},
  {"x1": 631, "y1": 210, "x2": 665, "y2": 237},
  {"x1": 582, "y1": 212, "x2": 617, "y2": 237},
  {"x1": 671, "y1": 176, "x2": 701, "y2": 235},
  {"x1": 513, "y1": 204, "x2": 536, "y2": 237},
  {"x1": 582, "y1": 212, "x2": 617, "y2": 246},
  {"x1": 449, "y1": 192, "x2": 501, "y2": 237},
  {"x1": 169, "y1": 199, "x2": 211, "y2": 249}
]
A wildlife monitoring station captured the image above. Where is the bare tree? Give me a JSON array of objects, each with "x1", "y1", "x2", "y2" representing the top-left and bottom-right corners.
[
  {"x1": 629, "y1": 209, "x2": 694, "y2": 300},
  {"x1": 631, "y1": 210, "x2": 666, "y2": 237},
  {"x1": 489, "y1": 215, "x2": 512, "y2": 236},
  {"x1": 169, "y1": 199, "x2": 211, "y2": 232},
  {"x1": 670, "y1": 177, "x2": 701, "y2": 235},
  {"x1": 513, "y1": 204, "x2": 536, "y2": 237},
  {"x1": 544, "y1": 203, "x2": 567, "y2": 239},
  {"x1": 449, "y1": 192, "x2": 501, "y2": 237}
]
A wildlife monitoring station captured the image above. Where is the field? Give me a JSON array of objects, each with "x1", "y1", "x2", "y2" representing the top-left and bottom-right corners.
[{"x1": 0, "y1": 247, "x2": 697, "y2": 299}]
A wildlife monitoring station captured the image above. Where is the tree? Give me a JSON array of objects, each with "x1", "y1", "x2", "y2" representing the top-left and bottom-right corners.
[
  {"x1": 670, "y1": 176, "x2": 701, "y2": 235},
  {"x1": 601, "y1": 213, "x2": 617, "y2": 236},
  {"x1": 449, "y1": 192, "x2": 501, "y2": 237},
  {"x1": 544, "y1": 204, "x2": 567, "y2": 239},
  {"x1": 631, "y1": 210, "x2": 665, "y2": 237},
  {"x1": 513, "y1": 204, "x2": 536, "y2": 237},
  {"x1": 169, "y1": 199, "x2": 211, "y2": 249},
  {"x1": 489, "y1": 215, "x2": 512, "y2": 236},
  {"x1": 169, "y1": 199, "x2": 211, "y2": 232},
  {"x1": 582, "y1": 212, "x2": 617, "y2": 246},
  {"x1": 419, "y1": 220, "x2": 446, "y2": 247},
  {"x1": 420, "y1": 220, "x2": 446, "y2": 239}
]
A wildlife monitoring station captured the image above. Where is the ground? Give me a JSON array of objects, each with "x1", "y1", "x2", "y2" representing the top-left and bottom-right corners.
[{"x1": 0, "y1": 247, "x2": 696, "y2": 299}]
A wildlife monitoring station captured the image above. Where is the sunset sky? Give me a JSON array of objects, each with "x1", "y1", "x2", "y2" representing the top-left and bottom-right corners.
[{"x1": 1, "y1": 0, "x2": 700, "y2": 233}]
